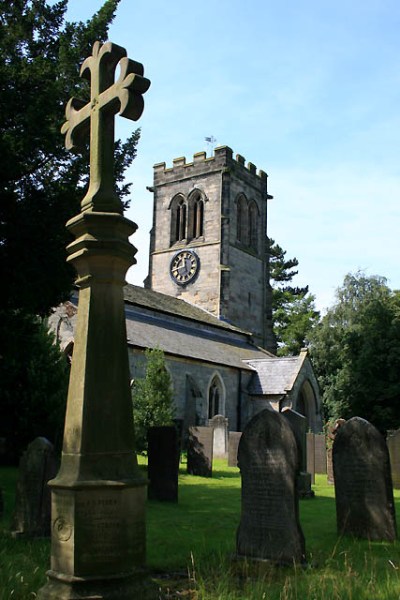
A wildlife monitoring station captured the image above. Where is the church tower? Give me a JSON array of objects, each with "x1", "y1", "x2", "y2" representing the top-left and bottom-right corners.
[{"x1": 145, "y1": 146, "x2": 276, "y2": 352}]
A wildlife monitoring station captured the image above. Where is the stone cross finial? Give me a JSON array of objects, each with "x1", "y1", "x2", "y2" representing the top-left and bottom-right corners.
[{"x1": 61, "y1": 41, "x2": 150, "y2": 213}]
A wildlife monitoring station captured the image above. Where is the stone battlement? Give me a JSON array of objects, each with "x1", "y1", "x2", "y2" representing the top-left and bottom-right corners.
[{"x1": 153, "y1": 146, "x2": 268, "y2": 183}]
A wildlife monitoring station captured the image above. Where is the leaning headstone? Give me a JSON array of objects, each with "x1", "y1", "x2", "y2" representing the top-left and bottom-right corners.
[
  {"x1": 333, "y1": 417, "x2": 397, "y2": 541},
  {"x1": 11, "y1": 437, "x2": 57, "y2": 537},
  {"x1": 236, "y1": 409, "x2": 305, "y2": 564},
  {"x1": 147, "y1": 426, "x2": 179, "y2": 502},
  {"x1": 387, "y1": 429, "x2": 400, "y2": 489},
  {"x1": 228, "y1": 432, "x2": 242, "y2": 467},
  {"x1": 187, "y1": 426, "x2": 213, "y2": 477},
  {"x1": 208, "y1": 414, "x2": 228, "y2": 458},
  {"x1": 283, "y1": 409, "x2": 314, "y2": 498}
]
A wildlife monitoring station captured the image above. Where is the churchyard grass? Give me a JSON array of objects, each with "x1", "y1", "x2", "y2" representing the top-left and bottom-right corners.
[{"x1": 1, "y1": 459, "x2": 400, "y2": 599}]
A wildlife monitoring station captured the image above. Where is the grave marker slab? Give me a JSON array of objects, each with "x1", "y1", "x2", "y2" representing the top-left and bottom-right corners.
[
  {"x1": 147, "y1": 426, "x2": 179, "y2": 502},
  {"x1": 387, "y1": 429, "x2": 400, "y2": 489},
  {"x1": 228, "y1": 432, "x2": 242, "y2": 467},
  {"x1": 209, "y1": 414, "x2": 228, "y2": 458},
  {"x1": 187, "y1": 426, "x2": 213, "y2": 477},
  {"x1": 11, "y1": 437, "x2": 57, "y2": 538},
  {"x1": 236, "y1": 409, "x2": 305, "y2": 564},
  {"x1": 283, "y1": 409, "x2": 314, "y2": 498},
  {"x1": 314, "y1": 434, "x2": 327, "y2": 474},
  {"x1": 333, "y1": 417, "x2": 397, "y2": 541}
]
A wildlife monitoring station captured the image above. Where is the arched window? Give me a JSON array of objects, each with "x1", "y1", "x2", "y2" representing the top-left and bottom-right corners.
[
  {"x1": 249, "y1": 201, "x2": 259, "y2": 252},
  {"x1": 188, "y1": 190, "x2": 205, "y2": 240},
  {"x1": 193, "y1": 197, "x2": 204, "y2": 238},
  {"x1": 208, "y1": 375, "x2": 224, "y2": 419},
  {"x1": 169, "y1": 194, "x2": 187, "y2": 244},
  {"x1": 236, "y1": 194, "x2": 248, "y2": 245}
]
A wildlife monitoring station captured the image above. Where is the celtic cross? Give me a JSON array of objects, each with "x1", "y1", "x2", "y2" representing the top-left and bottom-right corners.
[{"x1": 61, "y1": 41, "x2": 150, "y2": 213}]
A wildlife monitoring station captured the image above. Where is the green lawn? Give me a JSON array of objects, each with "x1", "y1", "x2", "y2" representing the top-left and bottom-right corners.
[{"x1": 1, "y1": 459, "x2": 400, "y2": 599}]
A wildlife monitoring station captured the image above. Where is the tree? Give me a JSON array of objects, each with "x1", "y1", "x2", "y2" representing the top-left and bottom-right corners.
[
  {"x1": 132, "y1": 348, "x2": 175, "y2": 453},
  {"x1": 0, "y1": 313, "x2": 70, "y2": 464},
  {"x1": 0, "y1": 0, "x2": 140, "y2": 315},
  {"x1": 309, "y1": 272, "x2": 400, "y2": 432},
  {"x1": 0, "y1": 1, "x2": 141, "y2": 462},
  {"x1": 268, "y1": 238, "x2": 320, "y2": 355}
]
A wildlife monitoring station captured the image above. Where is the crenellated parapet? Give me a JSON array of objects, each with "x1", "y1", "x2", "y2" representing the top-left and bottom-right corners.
[{"x1": 153, "y1": 146, "x2": 269, "y2": 193}]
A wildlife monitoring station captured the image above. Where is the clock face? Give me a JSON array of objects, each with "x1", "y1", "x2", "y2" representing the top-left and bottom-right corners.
[{"x1": 170, "y1": 250, "x2": 199, "y2": 285}]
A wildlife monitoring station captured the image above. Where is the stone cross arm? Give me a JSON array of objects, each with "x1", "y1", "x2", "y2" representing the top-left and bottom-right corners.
[
  {"x1": 62, "y1": 41, "x2": 150, "y2": 150},
  {"x1": 61, "y1": 41, "x2": 150, "y2": 212}
]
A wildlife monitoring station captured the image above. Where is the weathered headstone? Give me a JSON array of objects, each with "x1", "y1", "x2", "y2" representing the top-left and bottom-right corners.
[
  {"x1": 306, "y1": 432, "x2": 315, "y2": 485},
  {"x1": 37, "y1": 41, "x2": 152, "y2": 600},
  {"x1": 11, "y1": 437, "x2": 58, "y2": 538},
  {"x1": 187, "y1": 426, "x2": 213, "y2": 477},
  {"x1": 208, "y1": 414, "x2": 228, "y2": 458},
  {"x1": 236, "y1": 409, "x2": 306, "y2": 564},
  {"x1": 333, "y1": 417, "x2": 397, "y2": 541},
  {"x1": 283, "y1": 409, "x2": 314, "y2": 498},
  {"x1": 314, "y1": 433, "x2": 327, "y2": 474},
  {"x1": 228, "y1": 432, "x2": 242, "y2": 467},
  {"x1": 387, "y1": 429, "x2": 400, "y2": 489},
  {"x1": 147, "y1": 426, "x2": 179, "y2": 502}
]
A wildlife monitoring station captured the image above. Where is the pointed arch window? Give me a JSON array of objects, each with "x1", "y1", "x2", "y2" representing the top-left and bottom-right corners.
[
  {"x1": 170, "y1": 194, "x2": 187, "y2": 245},
  {"x1": 249, "y1": 201, "x2": 259, "y2": 252},
  {"x1": 193, "y1": 197, "x2": 204, "y2": 238},
  {"x1": 236, "y1": 194, "x2": 248, "y2": 245},
  {"x1": 208, "y1": 375, "x2": 224, "y2": 419}
]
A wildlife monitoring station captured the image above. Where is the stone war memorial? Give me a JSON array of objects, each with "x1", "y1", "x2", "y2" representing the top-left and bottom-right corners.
[
  {"x1": 333, "y1": 417, "x2": 397, "y2": 542},
  {"x1": 11, "y1": 437, "x2": 58, "y2": 538},
  {"x1": 236, "y1": 408, "x2": 305, "y2": 565},
  {"x1": 37, "y1": 41, "x2": 153, "y2": 599}
]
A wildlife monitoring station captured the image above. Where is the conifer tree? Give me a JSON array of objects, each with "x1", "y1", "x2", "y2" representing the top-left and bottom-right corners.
[{"x1": 268, "y1": 238, "x2": 319, "y2": 355}]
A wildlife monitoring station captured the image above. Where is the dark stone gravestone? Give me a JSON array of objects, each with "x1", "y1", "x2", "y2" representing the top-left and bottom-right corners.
[
  {"x1": 147, "y1": 426, "x2": 179, "y2": 502},
  {"x1": 208, "y1": 414, "x2": 228, "y2": 458},
  {"x1": 228, "y1": 432, "x2": 242, "y2": 467},
  {"x1": 314, "y1": 434, "x2": 327, "y2": 474},
  {"x1": 187, "y1": 426, "x2": 213, "y2": 477},
  {"x1": 387, "y1": 429, "x2": 400, "y2": 489},
  {"x1": 0, "y1": 437, "x2": 5, "y2": 516},
  {"x1": 283, "y1": 408, "x2": 314, "y2": 498},
  {"x1": 333, "y1": 417, "x2": 397, "y2": 541},
  {"x1": 236, "y1": 409, "x2": 306, "y2": 564},
  {"x1": 11, "y1": 437, "x2": 58, "y2": 537},
  {"x1": 306, "y1": 432, "x2": 315, "y2": 485}
]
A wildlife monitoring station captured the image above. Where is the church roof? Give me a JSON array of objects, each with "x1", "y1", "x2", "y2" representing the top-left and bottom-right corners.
[
  {"x1": 123, "y1": 284, "x2": 247, "y2": 335},
  {"x1": 123, "y1": 284, "x2": 272, "y2": 369},
  {"x1": 245, "y1": 352, "x2": 308, "y2": 396}
]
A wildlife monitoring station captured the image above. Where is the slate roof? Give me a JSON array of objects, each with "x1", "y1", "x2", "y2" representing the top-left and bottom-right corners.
[
  {"x1": 123, "y1": 284, "x2": 246, "y2": 334},
  {"x1": 245, "y1": 354, "x2": 307, "y2": 396},
  {"x1": 122, "y1": 284, "x2": 272, "y2": 369}
]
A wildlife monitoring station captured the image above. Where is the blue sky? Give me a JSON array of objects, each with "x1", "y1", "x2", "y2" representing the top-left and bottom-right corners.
[{"x1": 64, "y1": 0, "x2": 400, "y2": 312}]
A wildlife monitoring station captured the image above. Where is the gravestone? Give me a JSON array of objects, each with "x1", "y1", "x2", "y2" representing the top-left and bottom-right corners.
[
  {"x1": 37, "y1": 41, "x2": 152, "y2": 600},
  {"x1": 387, "y1": 429, "x2": 400, "y2": 489},
  {"x1": 187, "y1": 426, "x2": 213, "y2": 477},
  {"x1": 147, "y1": 426, "x2": 179, "y2": 502},
  {"x1": 306, "y1": 432, "x2": 315, "y2": 485},
  {"x1": 208, "y1": 414, "x2": 228, "y2": 458},
  {"x1": 283, "y1": 408, "x2": 314, "y2": 498},
  {"x1": 228, "y1": 432, "x2": 242, "y2": 467},
  {"x1": 314, "y1": 434, "x2": 327, "y2": 474},
  {"x1": 333, "y1": 417, "x2": 397, "y2": 541},
  {"x1": 11, "y1": 437, "x2": 58, "y2": 538},
  {"x1": 236, "y1": 409, "x2": 305, "y2": 564}
]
